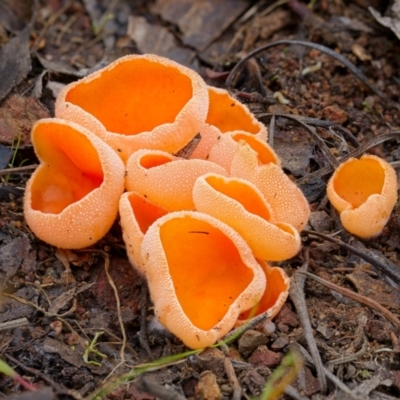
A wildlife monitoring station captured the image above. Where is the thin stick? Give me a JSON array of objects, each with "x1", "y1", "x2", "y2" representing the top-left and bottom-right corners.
[
  {"x1": 289, "y1": 251, "x2": 327, "y2": 393},
  {"x1": 224, "y1": 357, "x2": 242, "y2": 400},
  {"x1": 0, "y1": 164, "x2": 37, "y2": 176},
  {"x1": 303, "y1": 229, "x2": 400, "y2": 285},
  {"x1": 226, "y1": 39, "x2": 387, "y2": 101},
  {"x1": 298, "y1": 271, "x2": 400, "y2": 331}
]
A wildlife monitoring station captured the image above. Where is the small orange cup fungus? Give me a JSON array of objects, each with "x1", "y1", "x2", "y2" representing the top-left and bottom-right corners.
[
  {"x1": 141, "y1": 211, "x2": 266, "y2": 349},
  {"x1": 190, "y1": 87, "x2": 268, "y2": 160},
  {"x1": 237, "y1": 260, "x2": 290, "y2": 324},
  {"x1": 230, "y1": 140, "x2": 310, "y2": 231},
  {"x1": 208, "y1": 131, "x2": 280, "y2": 173},
  {"x1": 119, "y1": 191, "x2": 169, "y2": 274},
  {"x1": 55, "y1": 54, "x2": 209, "y2": 162},
  {"x1": 327, "y1": 154, "x2": 398, "y2": 238},
  {"x1": 125, "y1": 149, "x2": 227, "y2": 211},
  {"x1": 24, "y1": 118, "x2": 125, "y2": 249},
  {"x1": 193, "y1": 174, "x2": 301, "y2": 261}
]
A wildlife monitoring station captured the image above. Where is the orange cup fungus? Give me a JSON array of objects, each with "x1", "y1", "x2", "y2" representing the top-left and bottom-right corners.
[
  {"x1": 193, "y1": 174, "x2": 301, "y2": 261},
  {"x1": 229, "y1": 139, "x2": 310, "y2": 232},
  {"x1": 237, "y1": 261, "x2": 290, "y2": 324},
  {"x1": 125, "y1": 149, "x2": 227, "y2": 211},
  {"x1": 24, "y1": 118, "x2": 125, "y2": 249},
  {"x1": 141, "y1": 211, "x2": 266, "y2": 349},
  {"x1": 55, "y1": 54, "x2": 209, "y2": 162},
  {"x1": 190, "y1": 86, "x2": 268, "y2": 160},
  {"x1": 208, "y1": 131, "x2": 280, "y2": 172},
  {"x1": 327, "y1": 154, "x2": 398, "y2": 238},
  {"x1": 119, "y1": 192, "x2": 169, "y2": 274}
]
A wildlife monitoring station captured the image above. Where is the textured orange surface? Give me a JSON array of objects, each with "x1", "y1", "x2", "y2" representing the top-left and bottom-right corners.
[
  {"x1": 160, "y1": 216, "x2": 253, "y2": 330},
  {"x1": 66, "y1": 59, "x2": 193, "y2": 135}
]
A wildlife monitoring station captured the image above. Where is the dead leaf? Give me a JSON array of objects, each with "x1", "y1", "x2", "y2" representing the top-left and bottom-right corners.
[
  {"x1": 347, "y1": 270, "x2": 400, "y2": 311},
  {"x1": 0, "y1": 237, "x2": 30, "y2": 292},
  {"x1": 0, "y1": 94, "x2": 50, "y2": 146},
  {"x1": 370, "y1": 1, "x2": 400, "y2": 41},
  {"x1": 0, "y1": 25, "x2": 31, "y2": 102},
  {"x1": 127, "y1": 16, "x2": 196, "y2": 68},
  {"x1": 151, "y1": 0, "x2": 249, "y2": 51},
  {"x1": 351, "y1": 43, "x2": 371, "y2": 61}
]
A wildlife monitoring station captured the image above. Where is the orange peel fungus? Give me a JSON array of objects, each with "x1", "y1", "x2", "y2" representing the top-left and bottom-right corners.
[
  {"x1": 327, "y1": 154, "x2": 398, "y2": 238},
  {"x1": 125, "y1": 149, "x2": 227, "y2": 211},
  {"x1": 228, "y1": 138, "x2": 310, "y2": 231},
  {"x1": 193, "y1": 173, "x2": 301, "y2": 261},
  {"x1": 190, "y1": 86, "x2": 268, "y2": 160},
  {"x1": 55, "y1": 54, "x2": 209, "y2": 162},
  {"x1": 237, "y1": 260, "x2": 290, "y2": 324},
  {"x1": 24, "y1": 118, "x2": 125, "y2": 249},
  {"x1": 208, "y1": 131, "x2": 280, "y2": 173},
  {"x1": 141, "y1": 211, "x2": 266, "y2": 349},
  {"x1": 119, "y1": 191, "x2": 168, "y2": 274}
]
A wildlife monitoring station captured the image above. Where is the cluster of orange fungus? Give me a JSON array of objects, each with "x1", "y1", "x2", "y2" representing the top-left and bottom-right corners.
[
  {"x1": 125, "y1": 149, "x2": 227, "y2": 211},
  {"x1": 327, "y1": 154, "x2": 398, "y2": 238},
  {"x1": 141, "y1": 211, "x2": 266, "y2": 349},
  {"x1": 190, "y1": 86, "x2": 267, "y2": 160},
  {"x1": 24, "y1": 119, "x2": 125, "y2": 249},
  {"x1": 55, "y1": 54, "x2": 209, "y2": 162},
  {"x1": 193, "y1": 174, "x2": 301, "y2": 261},
  {"x1": 25, "y1": 54, "x2": 321, "y2": 349}
]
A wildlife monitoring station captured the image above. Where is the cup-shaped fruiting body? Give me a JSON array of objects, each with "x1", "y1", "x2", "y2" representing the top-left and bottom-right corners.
[
  {"x1": 141, "y1": 211, "x2": 266, "y2": 349},
  {"x1": 327, "y1": 154, "x2": 398, "y2": 238},
  {"x1": 208, "y1": 131, "x2": 280, "y2": 172},
  {"x1": 24, "y1": 118, "x2": 125, "y2": 249},
  {"x1": 237, "y1": 261, "x2": 290, "y2": 324},
  {"x1": 125, "y1": 149, "x2": 227, "y2": 211},
  {"x1": 55, "y1": 54, "x2": 209, "y2": 162},
  {"x1": 230, "y1": 141, "x2": 310, "y2": 231},
  {"x1": 190, "y1": 87, "x2": 268, "y2": 160},
  {"x1": 119, "y1": 191, "x2": 169, "y2": 273},
  {"x1": 193, "y1": 174, "x2": 301, "y2": 261}
]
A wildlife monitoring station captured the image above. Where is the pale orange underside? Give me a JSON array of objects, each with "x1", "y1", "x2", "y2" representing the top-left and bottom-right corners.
[{"x1": 233, "y1": 133, "x2": 277, "y2": 165}]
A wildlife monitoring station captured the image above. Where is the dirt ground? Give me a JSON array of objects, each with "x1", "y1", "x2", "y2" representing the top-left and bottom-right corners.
[{"x1": 1, "y1": 0, "x2": 400, "y2": 399}]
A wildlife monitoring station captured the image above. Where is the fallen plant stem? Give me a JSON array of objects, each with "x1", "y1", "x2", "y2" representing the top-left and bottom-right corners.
[
  {"x1": 0, "y1": 164, "x2": 38, "y2": 176},
  {"x1": 0, "y1": 356, "x2": 38, "y2": 391},
  {"x1": 290, "y1": 250, "x2": 327, "y2": 393},
  {"x1": 303, "y1": 229, "x2": 400, "y2": 284},
  {"x1": 293, "y1": 343, "x2": 365, "y2": 400},
  {"x1": 328, "y1": 334, "x2": 369, "y2": 365},
  {"x1": 87, "y1": 348, "x2": 203, "y2": 399},
  {"x1": 258, "y1": 113, "x2": 361, "y2": 148},
  {"x1": 0, "y1": 318, "x2": 29, "y2": 331},
  {"x1": 297, "y1": 271, "x2": 400, "y2": 331},
  {"x1": 283, "y1": 385, "x2": 309, "y2": 400},
  {"x1": 133, "y1": 375, "x2": 186, "y2": 400},
  {"x1": 226, "y1": 39, "x2": 387, "y2": 101},
  {"x1": 261, "y1": 113, "x2": 339, "y2": 168},
  {"x1": 224, "y1": 356, "x2": 242, "y2": 400},
  {"x1": 4, "y1": 354, "x2": 59, "y2": 390}
]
